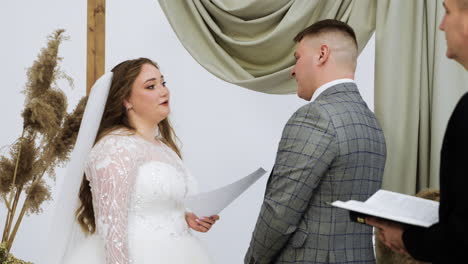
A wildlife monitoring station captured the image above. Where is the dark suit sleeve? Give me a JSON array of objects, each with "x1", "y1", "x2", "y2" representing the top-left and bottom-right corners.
[
  {"x1": 404, "y1": 208, "x2": 468, "y2": 262},
  {"x1": 245, "y1": 104, "x2": 338, "y2": 264},
  {"x1": 403, "y1": 93, "x2": 468, "y2": 262},
  {"x1": 403, "y1": 224, "x2": 442, "y2": 262}
]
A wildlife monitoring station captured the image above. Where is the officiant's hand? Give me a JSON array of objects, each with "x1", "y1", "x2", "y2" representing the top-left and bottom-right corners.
[
  {"x1": 366, "y1": 217, "x2": 409, "y2": 256},
  {"x1": 185, "y1": 212, "x2": 220, "y2": 232}
]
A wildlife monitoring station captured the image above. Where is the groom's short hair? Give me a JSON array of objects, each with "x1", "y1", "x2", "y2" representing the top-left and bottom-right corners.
[
  {"x1": 294, "y1": 19, "x2": 358, "y2": 71},
  {"x1": 293, "y1": 19, "x2": 358, "y2": 50}
]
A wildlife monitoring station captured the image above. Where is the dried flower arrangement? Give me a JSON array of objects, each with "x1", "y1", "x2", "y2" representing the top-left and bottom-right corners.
[
  {"x1": 0, "y1": 243, "x2": 31, "y2": 264},
  {"x1": 0, "y1": 29, "x2": 87, "y2": 261}
]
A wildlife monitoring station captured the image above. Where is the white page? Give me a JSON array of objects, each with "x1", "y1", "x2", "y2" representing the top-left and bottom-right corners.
[
  {"x1": 185, "y1": 167, "x2": 267, "y2": 217},
  {"x1": 332, "y1": 190, "x2": 439, "y2": 227},
  {"x1": 366, "y1": 190, "x2": 439, "y2": 224}
]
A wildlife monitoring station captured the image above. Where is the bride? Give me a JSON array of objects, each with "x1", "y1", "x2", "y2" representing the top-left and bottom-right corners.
[{"x1": 45, "y1": 58, "x2": 219, "y2": 264}]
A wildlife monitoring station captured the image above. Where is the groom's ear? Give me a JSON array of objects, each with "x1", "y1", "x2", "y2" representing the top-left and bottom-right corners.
[{"x1": 317, "y1": 44, "x2": 330, "y2": 65}]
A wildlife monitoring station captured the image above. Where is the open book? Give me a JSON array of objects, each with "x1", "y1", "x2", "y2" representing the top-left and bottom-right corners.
[{"x1": 331, "y1": 190, "x2": 439, "y2": 228}]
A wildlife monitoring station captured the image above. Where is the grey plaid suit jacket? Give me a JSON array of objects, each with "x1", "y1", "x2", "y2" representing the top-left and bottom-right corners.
[{"x1": 245, "y1": 83, "x2": 386, "y2": 264}]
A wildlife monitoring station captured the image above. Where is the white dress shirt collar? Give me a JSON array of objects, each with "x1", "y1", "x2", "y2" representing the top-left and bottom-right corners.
[{"x1": 310, "y1": 78, "x2": 355, "y2": 102}]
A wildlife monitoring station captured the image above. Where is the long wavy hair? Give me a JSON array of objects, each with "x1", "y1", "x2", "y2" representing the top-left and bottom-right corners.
[{"x1": 76, "y1": 58, "x2": 181, "y2": 234}]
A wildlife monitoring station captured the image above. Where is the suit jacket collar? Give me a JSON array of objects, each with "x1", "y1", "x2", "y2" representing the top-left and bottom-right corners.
[
  {"x1": 310, "y1": 79, "x2": 355, "y2": 102},
  {"x1": 314, "y1": 81, "x2": 359, "y2": 101}
]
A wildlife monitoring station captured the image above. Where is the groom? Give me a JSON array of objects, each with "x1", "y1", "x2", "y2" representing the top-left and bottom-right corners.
[{"x1": 245, "y1": 20, "x2": 386, "y2": 263}]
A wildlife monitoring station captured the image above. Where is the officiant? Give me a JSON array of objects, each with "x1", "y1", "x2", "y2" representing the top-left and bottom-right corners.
[{"x1": 366, "y1": 0, "x2": 468, "y2": 262}]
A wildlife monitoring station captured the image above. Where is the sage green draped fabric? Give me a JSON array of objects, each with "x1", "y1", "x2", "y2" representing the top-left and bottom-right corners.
[
  {"x1": 375, "y1": 0, "x2": 468, "y2": 194},
  {"x1": 157, "y1": 0, "x2": 468, "y2": 195},
  {"x1": 158, "y1": 0, "x2": 376, "y2": 94}
]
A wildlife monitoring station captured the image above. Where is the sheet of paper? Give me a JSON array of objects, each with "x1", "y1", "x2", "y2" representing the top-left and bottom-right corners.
[
  {"x1": 185, "y1": 167, "x2": 267, "y2": 217},
  {"x1": 366, "y1": 190, "x2": 439, "y2": 224},
  {"x1": 332, "y1": 190, "x2": 439, "y2": 227}
]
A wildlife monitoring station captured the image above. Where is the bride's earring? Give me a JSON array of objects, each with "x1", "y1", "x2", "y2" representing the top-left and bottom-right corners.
[{"x1": 124, "y1": 100, "x2": 133, "y2": 112}]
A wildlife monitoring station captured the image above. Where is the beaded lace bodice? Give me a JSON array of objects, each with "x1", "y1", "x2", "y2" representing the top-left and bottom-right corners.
[{"x1": 84, "y1": 129, "x2": 196, "y2": 264}]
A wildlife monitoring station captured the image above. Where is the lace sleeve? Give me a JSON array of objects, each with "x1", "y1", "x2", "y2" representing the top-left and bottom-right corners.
[{"x1": 85, "y1": 135, "x2": 138, "y2": 264}]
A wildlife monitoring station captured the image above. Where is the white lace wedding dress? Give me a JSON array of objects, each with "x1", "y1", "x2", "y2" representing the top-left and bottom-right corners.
[{"x1": 64, "y1": 128, "x2": 212, "y2": 264}]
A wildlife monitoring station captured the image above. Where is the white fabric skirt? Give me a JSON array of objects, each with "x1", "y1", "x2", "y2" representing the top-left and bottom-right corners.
[{"x1": 64, "y1": 233, "x2": 212, "y2": 264}]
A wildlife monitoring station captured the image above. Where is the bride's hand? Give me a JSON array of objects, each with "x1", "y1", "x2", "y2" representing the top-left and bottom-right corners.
[{"x1": 185, "y1": 212, "x2": 220, "y2": 233}]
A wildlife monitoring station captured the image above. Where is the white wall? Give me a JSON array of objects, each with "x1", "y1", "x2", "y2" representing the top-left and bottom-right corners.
[{"x1": 0, "y1": 1, "x2": 374, "y2": 263}]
